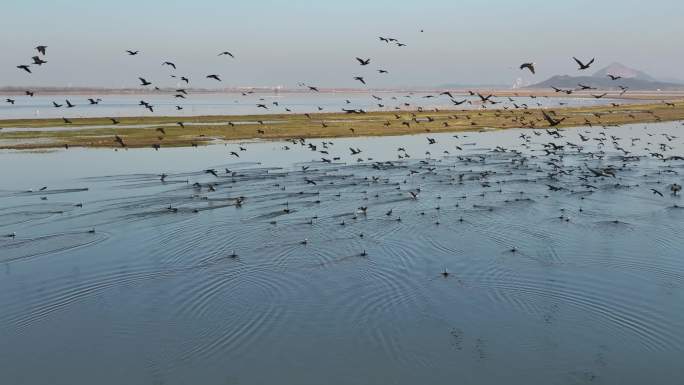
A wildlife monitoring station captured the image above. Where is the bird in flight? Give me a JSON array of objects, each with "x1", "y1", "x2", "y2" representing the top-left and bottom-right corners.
[
  {"x1": 126, "y1": 50, "x2": 139, "y2": 55},
  {"x1": 138, "y1": 77, "x2": 152, "y2": 86},
  {"x1": 592, "y1": 93, "x2": 608, "y2": 99},
  {"x1": 520, "y1": 62, "x2": 535, "y2": 74},
  {"x1": 32, "y1": 56, "x2": 47, "y2": 66},
  {"x1": 17, "y1": 65, "x2": 31, "y2": 73},
  {"x1": 573, "y1": 57, "x2": 595, "y2": 70},
  {"x1": 353, "y1": 76, "x2": 366, "y2": 85},
  {"x1": 35, "y1": 45, "x2": 47, "y2": 55},
  {"x1": 542, "y1": 110, "x2": 565, "y2": 126},
  {"x1": 607, "y1": 74, "x2": 622, "y2": 80},
  {"x1": 356, "y1": 57, "x2": 371, "y2": 66},
  {"x1": 162, "y1": 61, "x2": 177, "y2": 69},
  {"x1": 206, "y1": 74, "x2": 221, "y2": 81},
  {"x1": 218, "y1": 51, "x2": 235, "y2": 58}
]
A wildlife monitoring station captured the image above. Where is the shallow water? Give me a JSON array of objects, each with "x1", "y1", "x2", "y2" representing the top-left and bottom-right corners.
[
  {"x1": 0, "y1": 91, "x2": 638, "y2": 120},
  {"x1": 0, "y1": 122, "x2": 683, "y2": 385}
]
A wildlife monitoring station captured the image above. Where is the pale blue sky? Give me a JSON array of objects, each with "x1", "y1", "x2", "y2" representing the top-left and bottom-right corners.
[{"x1": 1, "y1": 0, "x2": 682, "y2": 88}]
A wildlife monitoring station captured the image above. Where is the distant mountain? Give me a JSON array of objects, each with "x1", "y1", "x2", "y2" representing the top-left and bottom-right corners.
[
  {"x1": 527, "y1": 75, "x2": 684, "y2": 91},
  {"x1": 592, "y1": 62, "x2": 657, "y2": 82},
  {"x1": 527, "y1": 63, "x2": 684, "y2": 90}
]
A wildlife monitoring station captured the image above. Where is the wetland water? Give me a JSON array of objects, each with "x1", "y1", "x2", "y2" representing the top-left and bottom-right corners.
[{"x1": 0, "y1": 122, "x2": 683, "y2": 385}]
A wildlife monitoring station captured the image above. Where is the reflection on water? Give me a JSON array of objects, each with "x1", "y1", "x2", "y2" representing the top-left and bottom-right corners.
[{"x1": 0, "y1": 122, "x2": 683, "y2": 385}]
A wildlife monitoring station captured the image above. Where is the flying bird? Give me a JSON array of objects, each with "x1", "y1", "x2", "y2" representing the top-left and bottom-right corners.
[
  {"x1": 206, "y1": 74, "x2": 221, "y2": 81},
  {"x1": 35, "y1": 45, "x2": 47, "y2": 55},
  {"x1": 17, "y1": 65, "x2": 31, "y2": 73},
  {"x1": 218, "y1": 51, "x2": 235, "y2": 58},
  {"x1": 542, "y1": 110, "x2": 565, "y2": 126},
  {"x1": 126, "y1": 50, "x2": 139, "y2": 55},
  {"x1": 162, "y1": 61, "x2": 177, "y2": 69},
  {"x1": 138, "y1": 77, "x2": 152, "y2": 86},
  {"x1": 520, "y1": 62, "x2": 535, "y2": 74},
  {"x1": 573, "y1": 57, "x2": 595, "y2": 70},
  {"x1": 32, "y1": 56, "x2": 47, "y2": 66}
]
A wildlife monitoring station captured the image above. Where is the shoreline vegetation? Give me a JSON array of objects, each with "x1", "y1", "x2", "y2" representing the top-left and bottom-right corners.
[{"x1": 1, "y1": 100, "x2": 683, "y2": 150}]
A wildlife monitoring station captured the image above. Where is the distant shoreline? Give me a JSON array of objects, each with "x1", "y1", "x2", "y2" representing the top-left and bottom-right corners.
[
  {"x1": 2, "y1": 87, "x2": 684, "y2": 98},
  {"x1": 1, "y1": 100, "x2": 683, "y2": 150}
]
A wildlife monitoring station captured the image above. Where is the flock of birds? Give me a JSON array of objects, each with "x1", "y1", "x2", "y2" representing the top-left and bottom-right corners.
[
  {"x1": 8, "y1": 36, "x2": 673, "y2": 127},
  {"x1": 4, "y1": 37, "x2": 683, "y2": 222}
]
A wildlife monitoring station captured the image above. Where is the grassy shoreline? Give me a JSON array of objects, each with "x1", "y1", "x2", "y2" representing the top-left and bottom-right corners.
[{"x1": 1, "y1": 101, "x2": 683, "y2": 150}]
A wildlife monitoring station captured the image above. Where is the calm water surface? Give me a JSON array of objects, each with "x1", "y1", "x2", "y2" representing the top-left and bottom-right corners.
[
  {"x1": 0, "y1": 91, "x2": 640, "y2": 120},
  {"x1": 0, "y1": 122, "x2": 683, "y2": 385}
]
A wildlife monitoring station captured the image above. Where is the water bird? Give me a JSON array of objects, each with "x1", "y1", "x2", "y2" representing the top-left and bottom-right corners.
[
  {"x1": 520, "y1": 62, "x2": 535, "y2": 74},
  {"x1": 573, "y1": 57, "x2": 595, "y2": 70}
]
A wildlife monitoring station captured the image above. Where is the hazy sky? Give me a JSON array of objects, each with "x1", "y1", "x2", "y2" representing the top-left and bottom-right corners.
[{"x1": 2, "y1": 0, "x2": 682, "y2": 88}]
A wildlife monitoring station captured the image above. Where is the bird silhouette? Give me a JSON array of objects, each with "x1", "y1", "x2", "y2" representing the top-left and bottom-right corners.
[
  {"x1": 573, "y1": 57, "x2": 595, "y2": 70},
  {"x1": 520, "y1": 62, "x2": 535, "y2": 74}
]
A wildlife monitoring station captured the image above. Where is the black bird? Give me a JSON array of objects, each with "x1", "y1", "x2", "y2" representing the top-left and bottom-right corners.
[
  {"x1": 542, "y1": 111, "x2": 565, "y2": 126},
  {"x1": 110, "y1": 118, "x2": 120, "y2": 125},
  {"x1": 88, "y1": 98, "x2": 101, "y2": 104},
  {"x1": 577, "y1": 83, "x2": 596, "y2": 90},
  {"x1": 32, "y1": 56, "x2": 47, "y2": 66},
  {"x1": 126, "y1": 50, "x2": 139, "y2": 55},
  {"x1": 356, "y1": 57, "x2": 371, "y2": 66},
  {"x1": 353, "y1": 76, "x2": 366, "y2": 85},
  {"x1": 65, "y1": 99, "x2": 75, "y2": 108},
  {"x1": 52, "y1": 101, "x2": 62, "y2": 107},
  {"x1": 25, "y1": 90, "x2": 34, "y2": 97},
  {"x1": 162, "y1": 61, "x2": 177, "y2": 69},
  {"x1": 650, "y1": 189, "x2": 664, "y2": 197},
  {"x1": 378, "y1": 69, "x2": 389, "y2": 74},
  {"x1": 17, "y1": 65, "x2": 31, "y2": 73},
  {"x1": 206, "y1": 74, "x2": 221, "y2": 81},
  {"x1": 181, "y1": 76, "x2": 190, "y2": 83},
  {"x1": 592, "y1": 93, "x2": 608, "y2": 99},
  {"x1": 5, "y1": 98, "x2": 15, "y2": 105},
  {"x1": 63, "y1": 117, "x2": 72, "y2": 124},
  {"x1": 573, "y1": 57, "x2": 595, "y2": 70},
  {"x1": 138, "y1": 77, "x2": 152, "y2": 86},
  {"x1": 607, "y1": 74, "x2": 622, "y2": 80},
  {"x1": 36, "y1": 45, "x2": 47, "y2": 55},
  {"x1": 520, "y1": 62, "x2": 535, "y2": 74},
  {"x1": 218, "y1": 51, "x2": 235, "y2": 58}
]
